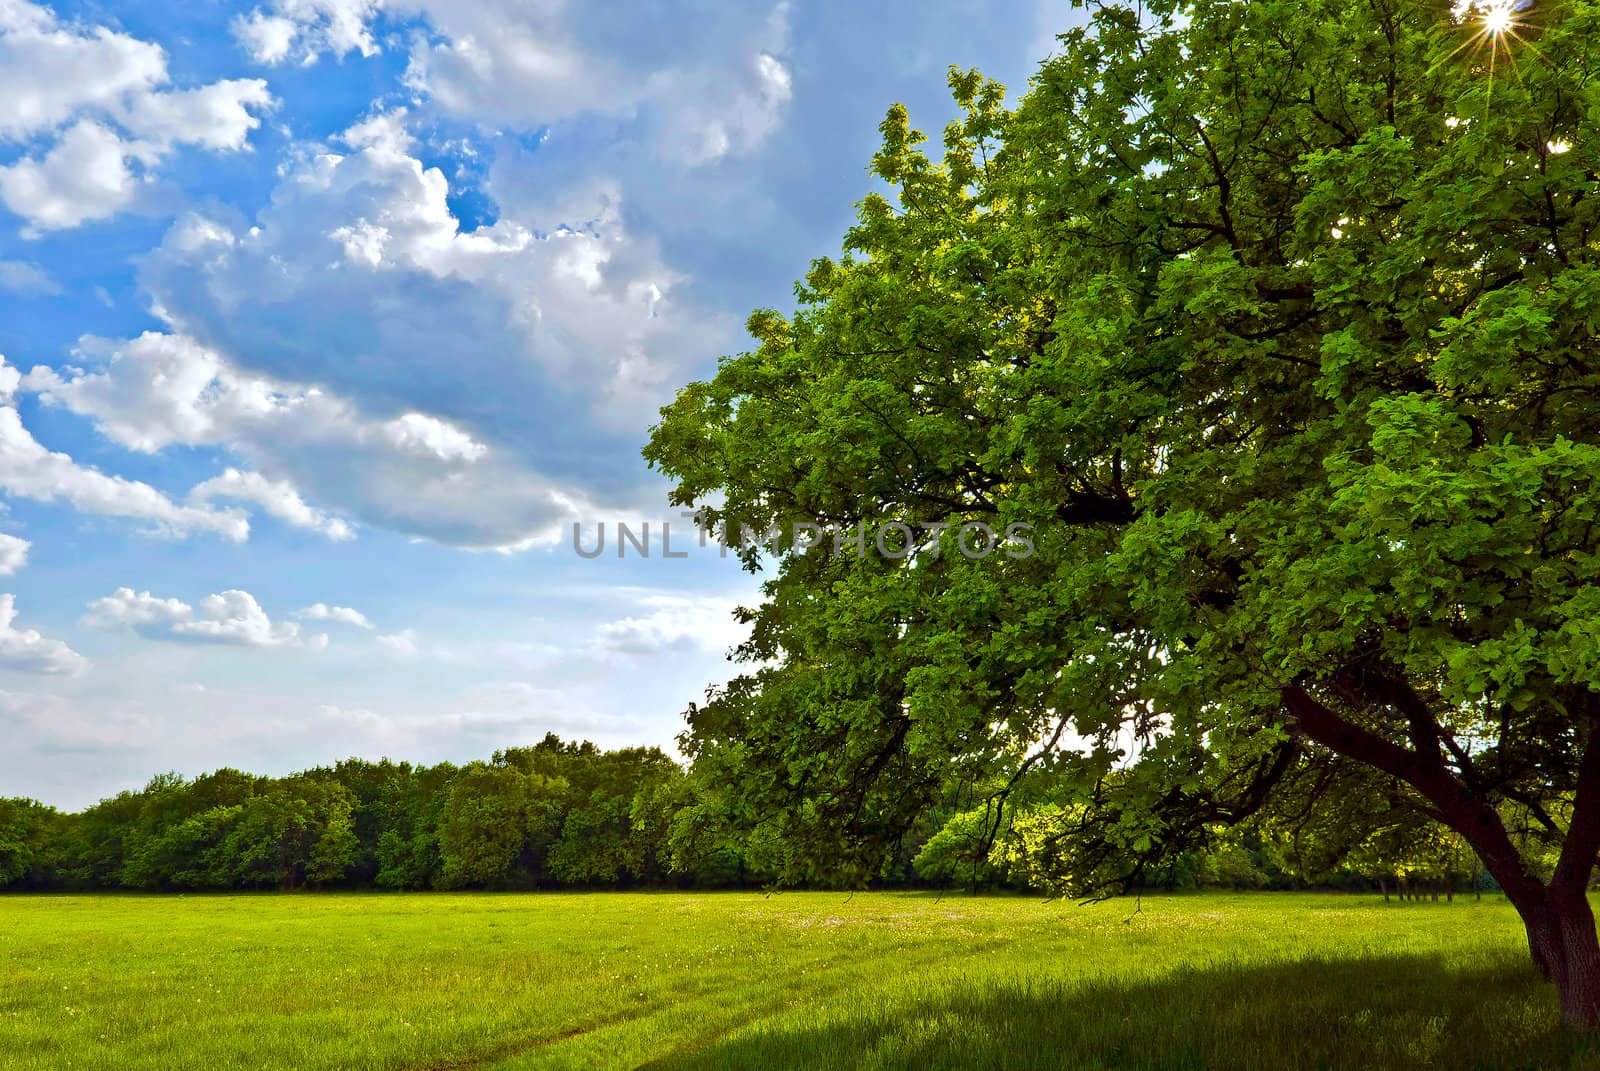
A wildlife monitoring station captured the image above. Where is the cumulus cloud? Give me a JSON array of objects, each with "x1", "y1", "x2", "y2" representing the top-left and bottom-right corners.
[
  {"x1": 191, "y1": 468, "x2": 355, "y2": 541},
  {"x1": 0, "y1": 1, "x2": 273, "y2": 231},
  {"x1": 0, "y1": 120, "x2": 138, "y2": 231},
  {"x1": 23, "y1": 331, "x2": 255, "y2": 452},
  {"x1": 296, "y1": 602, "x2": 373, "y2": 629},
  {"x1": 0, "y1": 0, "x2": 166, "y2": 141},
  {"x1": 113, "y1": 79, "x2": 275, "y2": 153},
  {"x1": 0, "y1": 533, "x2": 29, "y2": 575},
  {"x1": 0, "y1": 593, "x2": 88, "y2": 674},
  {"x1": 83, "y1": 586, "x2": 322, "y2": 648},
  {"x1": 82, "y1": 587, "x2": 190, "y2": 631},
  {"x1": 233, "y1": 0, "x2": 381, "y2": 65},
  {"x1": 178, "y1": 590, "x2": 322, "y2": 648},
  {"x1": 232, "y1": 11, "x2": 299, "y2": 65}
]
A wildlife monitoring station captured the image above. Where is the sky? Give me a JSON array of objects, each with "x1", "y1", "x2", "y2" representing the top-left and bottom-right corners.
[{"x1": 0, "y1": 0, "x2": 1079, "y2": 809}]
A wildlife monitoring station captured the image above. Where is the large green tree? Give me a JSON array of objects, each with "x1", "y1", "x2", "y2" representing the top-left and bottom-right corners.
[{"x1": 646, "y1": 0, "x2": 1600, "y2": 1026}]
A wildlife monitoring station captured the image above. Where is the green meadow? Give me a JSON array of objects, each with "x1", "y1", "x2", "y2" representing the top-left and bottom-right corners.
[{"x1": 1, "y1": 891, "x2": 1594, "y2": 1070}]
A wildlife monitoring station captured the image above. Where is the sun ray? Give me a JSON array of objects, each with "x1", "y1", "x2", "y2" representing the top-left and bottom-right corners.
[
  {"x1": 1438, "y1": 0, "x2": 1545, "y2": 128},
  {"x1": 1445, "y1": 0, "x2": 1541, "y2": 66}
]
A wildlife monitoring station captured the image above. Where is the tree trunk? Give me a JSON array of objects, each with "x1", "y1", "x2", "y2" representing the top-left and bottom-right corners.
[
  {"x1": 1521, "y1": 891, "x2": 1600, "y2": 1029},
  {"x1": 1378, "y1": 875, "x2": 1389, "y2": 902}
]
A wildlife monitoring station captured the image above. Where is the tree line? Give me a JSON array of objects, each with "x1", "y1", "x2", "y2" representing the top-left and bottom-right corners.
[{"x1": 0, "y1": 732, "x2": 1505, "y2": 895}]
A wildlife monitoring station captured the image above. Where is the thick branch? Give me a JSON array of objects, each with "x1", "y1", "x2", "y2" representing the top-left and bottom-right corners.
[{"x1": 1281, "y1": 683, "x2": 1545, "y2": 905}]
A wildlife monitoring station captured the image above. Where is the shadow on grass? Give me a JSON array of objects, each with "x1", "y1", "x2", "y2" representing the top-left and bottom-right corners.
[{"x1": 647, "y1": 952, "x2": 1599, "y2": 1071}]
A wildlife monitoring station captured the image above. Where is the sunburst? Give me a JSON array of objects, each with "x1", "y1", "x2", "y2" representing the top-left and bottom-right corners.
[
  {"x1": 1481, "y1": 3, "x2": 1516, "y2": 37},
  {"x1": 1446, "y1": 0, "x2": 1538, "y2": 63},
  {"x1": 1443, "y1": 0, "x2": 1543, "y2": 123}
]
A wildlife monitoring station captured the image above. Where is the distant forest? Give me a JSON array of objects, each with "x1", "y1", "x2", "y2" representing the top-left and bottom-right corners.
[{"x1": 0, "y1": 733, "x2": 1491, "y2": 898}]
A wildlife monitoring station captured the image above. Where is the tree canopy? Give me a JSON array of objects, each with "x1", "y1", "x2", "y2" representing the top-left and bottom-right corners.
[{"x1": 645, "y1": 0, "x2": 1600, "y2": 1026}]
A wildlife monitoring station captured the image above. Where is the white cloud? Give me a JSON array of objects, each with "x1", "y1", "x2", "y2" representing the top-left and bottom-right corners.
[
  {"x1": 0, "y1": 259, "x2": 58, "y2": 295},
  {"x1": 296, "y1": 602, "x2": 373, "y2": 629},
  {"x1": 191, "y1": 468, "x2": 355, "y2": 541},
  {"x1": 232, "y1": 0, "x2": 381, "y2": 65},
  {"x1": 113, "y1": 79, "x2": 275, "y2": 153},
  {"x1": 83, "y1": 586, "x2": 320, "y2": 648},
  {"x1": 597, "y1": 593, "x2": 748, "y2": 657},
  {"x1": 0, "y1": 593, "x2": 88, "y2": 674},
  {"x1": 0, "y1": 0, "x2": 166, "y2": 141},
  {"x1": 0, "y1": 357, "x2": 248, "y2": 541},
  {"x1": 0, "y1": 533, "x2": 29, "y2": 575},
  {"x1": 24, "y1": 331, "x2": 597, "y2": 549},
  {"x1": 368, "y1": 629, "x2": 578, "y2": 670},
  {"x1": 178, "y1": 590, "x2": 320, "y2": 648},
  {"x1": 232, "y1": 11, "x2": 299, "y2": 65},
  {"x1": 381, "y1": 412, "x2": 487, "y2": 463},
  {"x1": 23, "y1": 332, "x2": 245, "y2": 452},
  {"x1": 82, "y1": 587, "x2": 190, "y2": 630},
  {"x1": 0, "y1": 1, "x2": 274, "y2": 231},
  {"x1": 0, "y1": 120, "x2": 138, "y2": 231},
  {"x1": 376, "y1": 628, "x2": 419, "y2": 656}
]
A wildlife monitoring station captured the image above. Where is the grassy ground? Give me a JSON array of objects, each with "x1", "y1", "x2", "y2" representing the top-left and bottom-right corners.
[{"x1": 0, "y1": 890, "x2": 1594, "y2": 1070}]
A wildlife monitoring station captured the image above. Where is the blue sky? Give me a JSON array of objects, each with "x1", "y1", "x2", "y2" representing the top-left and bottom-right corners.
[{"x1": 0, "y1": 0, "x2": 1078, "y2": 808}]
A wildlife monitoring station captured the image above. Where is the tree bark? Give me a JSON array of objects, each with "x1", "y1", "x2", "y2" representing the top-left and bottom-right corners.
[{"x1": 1523, "y1": 891, "x2": 1600, "y2": 1028}]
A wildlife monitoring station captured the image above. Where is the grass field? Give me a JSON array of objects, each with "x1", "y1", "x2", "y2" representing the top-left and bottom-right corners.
[{"x1": 2, "y1": 890, "x2": 1596, "y2": 1070}]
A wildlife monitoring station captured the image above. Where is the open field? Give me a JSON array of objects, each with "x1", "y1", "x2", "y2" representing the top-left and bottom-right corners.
[{"x1": 1, "y1": 891, "x2": 1595, "y2": 1070}]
